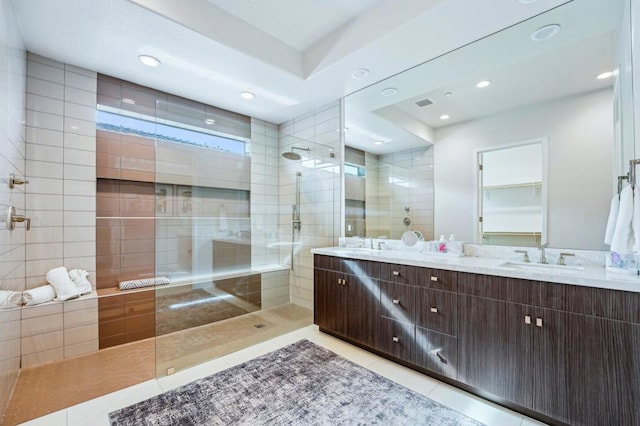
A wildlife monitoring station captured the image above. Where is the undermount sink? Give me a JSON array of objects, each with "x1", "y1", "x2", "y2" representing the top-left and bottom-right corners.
[
  {"x1": 332, "y1": 248, "x2": 377, "y2": 256},
  {"x1": 498, "y1": 260, "x2": 584, "y2": 273}
]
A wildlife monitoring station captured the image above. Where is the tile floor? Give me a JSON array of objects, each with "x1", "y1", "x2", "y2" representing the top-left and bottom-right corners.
[
  {"x1": 20, "y1": 325, "x2": 548, "y2": 426},
  {"x1": 4, "y1": 303, "x2": 313, "y2": 425}
]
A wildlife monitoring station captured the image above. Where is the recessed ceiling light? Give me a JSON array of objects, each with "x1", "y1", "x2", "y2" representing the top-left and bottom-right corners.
[
  {"x1": 336, "y1": 127, "x2": 349, "y2": 132},
  {"x1": 444, "y1": 92, "x2": 453, "y2": 97},
  {"x1": 381, "y1": 87, "x2": 398, "y2": 97},
  {"x1": 351, "y1": 68, "x2": 370, "y2": 80},
  {"x1": 240, "y1": 91, "x2": 255, "y2": 100},
  {"x1": 476, "y1": 80, "x2": 491, "y2": 88},
  {"x1": 205, "y1": 118, "x2": 216, "y2": 125},
  {"x1": 138, "y1": 55, "x2": 160, "y2": 67},
  {"x1": 518, "y1": 0, "x2": 539, "y2": 4},
  {"x1": 122, "y1": 98, "x2": 136, "y2": 104},
  {"x1": 596, "y1": 71, "x2": 614, "y2": 80},
  {"x1": 440, "y1": 114, "x2": 450, "y2": 120},
  {"x1": 530, "y1": 24, "x2": 561, "y2": 42},
  {"x1": 374, "y1": 141, "x2": 384, "y2": 145}
]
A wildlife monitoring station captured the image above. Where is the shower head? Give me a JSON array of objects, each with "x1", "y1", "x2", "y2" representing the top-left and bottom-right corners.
[
  {"x1": 282, "y1": 146, "x2": 310, "y2": 160},
  {"x1": 282, "y1": 151, "x2": 301, "y2": 160}
]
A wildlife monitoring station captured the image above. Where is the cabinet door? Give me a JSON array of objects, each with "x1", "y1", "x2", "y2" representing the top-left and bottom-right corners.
[
  {"x1": 458, "y1": 295, "x2": 534, "y2": 407},
  {"x1": 534, "y1": 309, "x2": 640, "y2": 425},
  {"x1": 415, "y1": 326, "x2": 458, "y2": 379},
  {"x1": 416, "y1": 288, "x2": 457, "y2": 336},
  {"x1": 313, "y1": 269, "x2": 346, "y2": 335},
  {"x1": 379, "y1": 317, "x2": 414, "y2": 360},
  {"x1": 345, "y1": 273, "x2": 379, "y2": 347},
  {"x1": 380, "y1": 281, "x2": 416, "y2": 323}
]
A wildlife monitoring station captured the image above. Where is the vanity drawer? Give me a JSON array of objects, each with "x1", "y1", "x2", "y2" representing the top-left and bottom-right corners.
[
  {"x1": 414, "y1": 327, "x2": 458, "y2": 380},
  {"x1": 380, "y1": 281, "x2": 416, "y2": 322},
  {"x1": 416, "y1": 268, "x2": 458, "y2": 292},
  {"x1": 415, "y1": 288, "x2": 457, "y2": 336},
  {"x1": 380, "y1": 263, "x2": 415, "y2": 285},
  {"x1": 379, "y1": 317, "x2": 414, "y2": 361}
]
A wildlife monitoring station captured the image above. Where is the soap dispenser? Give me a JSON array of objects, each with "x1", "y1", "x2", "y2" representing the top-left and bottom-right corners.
[{"x1": 438, "y1": 235, "x2": 447, "y2": 253}]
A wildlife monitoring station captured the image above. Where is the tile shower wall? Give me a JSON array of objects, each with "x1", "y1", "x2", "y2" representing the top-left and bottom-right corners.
[
  {"x1": 379, "y1": 147, "x2": 434, "y2": 240},
  {"x1": 251, "y1": 119, "x2": 289, "y2": 309},
  {"x1": 278, "y1": 101, "x2": 341, "y2": 310},
  {"x1": 23, "y1": 53, "x2": 98, "y2": 366},
  {"x1": 0, "y1": 0, "x2": 26, "y2": 415}
]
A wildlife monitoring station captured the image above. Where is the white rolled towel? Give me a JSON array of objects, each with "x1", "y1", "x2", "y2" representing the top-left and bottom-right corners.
[
  {"x1": 69, "y1": 269, "x2": 92, "y2": 295},
  {"x1": 23, "y1": 285, "x2": 56, "y2": 306},
  {"x1": 0, "y1": 290, "x2": 22, "y2": 309},
  {"x1": 46, "y1": 267, "x2": 80, "y2": 301}
]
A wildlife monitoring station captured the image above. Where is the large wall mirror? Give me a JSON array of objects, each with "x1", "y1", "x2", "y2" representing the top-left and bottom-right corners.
[{"x1": 344, "y1": 0, "x2": 633, "y2": 250}]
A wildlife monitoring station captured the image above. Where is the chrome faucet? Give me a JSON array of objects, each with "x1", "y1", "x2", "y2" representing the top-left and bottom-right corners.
[
  {"x1": 514, "y1": 249, "x2": 530, "y2": 263},
  {"x1": 537, "y1": 243, "x2": 548, "y2": 264}
]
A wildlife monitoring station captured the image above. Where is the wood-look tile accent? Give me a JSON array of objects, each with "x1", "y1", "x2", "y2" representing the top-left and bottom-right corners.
[{"x1": 98, "y1": 289, "x2": 156, "y2": 349}]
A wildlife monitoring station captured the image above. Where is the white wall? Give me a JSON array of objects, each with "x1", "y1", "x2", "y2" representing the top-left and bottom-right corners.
[
  {"x1": 0, "y1": 0, "x2": 25, "y2": 414},
  {"x1": 434, "y1": 89, "x2": 613, "y2": 250}
]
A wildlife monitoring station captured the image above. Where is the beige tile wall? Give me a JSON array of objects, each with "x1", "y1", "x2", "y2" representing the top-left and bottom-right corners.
[
  {"x1": 0, "y1": 0, "x2": 26, "y2": 415},
  {"x1": 278, "y1": 101, "x2": 342, "y2": 310},
  {"x1": 23, "y1": 53, "x2": 98, "y2": 366}
]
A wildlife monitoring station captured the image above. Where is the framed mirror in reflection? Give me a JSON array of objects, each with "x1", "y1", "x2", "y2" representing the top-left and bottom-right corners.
[{"x1": 344, "y1": 0, "x2": 631, "y2": 250}]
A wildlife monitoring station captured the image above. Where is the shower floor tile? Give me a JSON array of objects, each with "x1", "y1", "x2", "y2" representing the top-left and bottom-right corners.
[{"x1": 2, "y1": 303, "x2": 312, "y2": 425}]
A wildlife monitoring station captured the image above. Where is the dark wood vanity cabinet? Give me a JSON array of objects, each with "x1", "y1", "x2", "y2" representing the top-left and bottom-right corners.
[
  {"x1": 458, "y1": 272, "x2": 640, "y2": 426},
  {"x1": 314, "y1": 255, "x2": 379, "y2": 348},
  {"x1": 314, "y1": 255, "x2": 640, "y2": 426}
]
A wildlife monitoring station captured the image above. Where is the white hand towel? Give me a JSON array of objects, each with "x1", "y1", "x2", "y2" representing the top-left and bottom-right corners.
[
  {"x1": 604, "y1": 194, "x2": 619, "y2": 245},
  {"x1": 0, "y1": 290, "x2": 22, "y2": 309},
  {"x1": 23, "y1": 285, "x2": 56, "y2": 306},
  {"x1": 46, "y1": 267, "x2": 80, "y2": 301},
  {"x1": 611, "y1": 184, "x2": 634, "y2": 254},
  {"x1": 69, "y1": 268, "x2": 92, "y2": 295},
  {"x1": 633, "y1": 185, "x2": 640, "y2": 252}
]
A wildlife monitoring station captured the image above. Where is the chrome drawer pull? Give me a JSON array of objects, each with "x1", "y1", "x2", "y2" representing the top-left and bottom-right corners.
[
  {"x1": 337, "y1": 278, "x2": 341, "y2": 284},
  {"x1": 525, "y1": 315, "x2": 531, "y2": 325},
  {"x1": 536, "y1": 317, "x2": 543, "y2": 327},
  {"x1": 392, "y1": 271, "x2": 400, "y2": 276},
  {"x1": 430, "y1": 307, "x2": 438, "y2": 313},
  {"x1": 436, "y1": 352, "x2": 447, "y2": 364},
  {"x1": 392, "y1": 299, "x2": 400, "y2": 304},
  {"x1": 430, "y1": 276, "x2": 438, "y2": 282},
  {"x1": 392, "y1": 336, "x2": 399, "y2": 342}
]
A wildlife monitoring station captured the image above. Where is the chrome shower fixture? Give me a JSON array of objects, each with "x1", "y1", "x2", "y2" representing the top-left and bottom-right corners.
[{"x1": 282, "y1": 146, "x2": 310, "y2": 160}]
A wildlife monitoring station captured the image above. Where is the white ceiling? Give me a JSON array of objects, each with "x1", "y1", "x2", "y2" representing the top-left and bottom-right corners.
[{"x1": 10, "y1": 0, "x2": 570, "y2": 125}]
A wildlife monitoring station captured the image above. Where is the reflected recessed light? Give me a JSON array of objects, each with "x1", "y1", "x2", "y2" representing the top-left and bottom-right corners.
[
  {"x1": 444, "y1": 92, "x2": 453, "y2": 97},
  {"x1": 518, "y1": 0, "x2": 539, "y2": 4},
  {"x1": 240, "y1": 91, "x2": 255, "y2": 99},
  {"x1": 351, "y1": 68, "x2": 370, "y2": 79},
  {"x1": 205, "y1": 118, "x2": 216, "y2": 125},
  {"x1": 381, "y1": 87, "x2": 398, "y2": 97},
  {"x1": 440, "y1": 114, "x2": 450, "y2": 120},
  {"x1": 138, "y1": 55, "x2": 160, "y2": 67},
  {"x1": 374, "y1": 141, "x2": 384, "y2": 145},
  {"x1": 596, "y1": 71, "x2": 614, "y2": 80},
  {"x1": 476, "y1": 80, "x2": 491, "y2": 88},
  {"x1": 122, "y1": 98, "x2": 136, "y2": 104},
  {"x1": 530, "y1": 24, "x2": 561, "y2": 42}
]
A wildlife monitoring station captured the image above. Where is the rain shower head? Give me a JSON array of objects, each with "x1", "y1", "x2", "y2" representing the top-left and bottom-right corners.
[{"x1": 282, "y1": 146, "x2": 310, "y2": 160}]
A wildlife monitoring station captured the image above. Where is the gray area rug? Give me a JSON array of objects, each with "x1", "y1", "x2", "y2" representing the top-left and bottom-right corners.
[{"x1": 109, "y1": 339, "x2": 484, "y2": 425}]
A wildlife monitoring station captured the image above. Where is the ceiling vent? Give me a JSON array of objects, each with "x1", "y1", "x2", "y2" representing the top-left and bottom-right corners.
[{"x1": 415, "y1": 98, "x2": 434, "y2": 107}]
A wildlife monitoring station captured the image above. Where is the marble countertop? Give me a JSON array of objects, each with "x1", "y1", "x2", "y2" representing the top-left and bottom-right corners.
[{"x1": 311, "y1": 247, "x2": 640, "y2": 293}]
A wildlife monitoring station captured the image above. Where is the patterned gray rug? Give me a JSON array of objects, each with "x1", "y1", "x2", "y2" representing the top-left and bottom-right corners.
[{"x1": 109, "y1": 339, "x2": 484, "y2": 425}]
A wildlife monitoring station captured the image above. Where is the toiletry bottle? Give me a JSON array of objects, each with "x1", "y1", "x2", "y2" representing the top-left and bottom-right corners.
[{"x1": 438, "y1": 235, "x2": 447, "y2": 253}]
